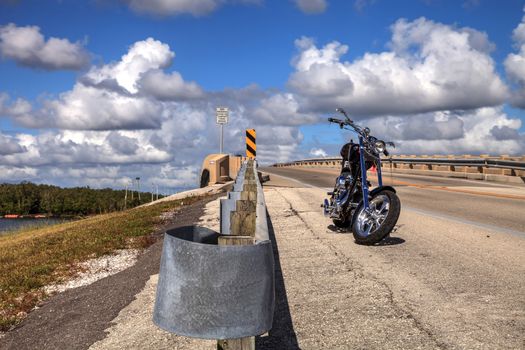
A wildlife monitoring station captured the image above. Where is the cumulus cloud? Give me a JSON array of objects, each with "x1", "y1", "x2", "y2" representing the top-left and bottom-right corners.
[
  {"x1": 125, "y1": 0, "x2": 261, "y2": 17},
  {"x1": 0, "y1": 133, "x2": 26, "y2": 155},
  {"x1": 0, "y1": 166, "x2": 37, "y2": 182},
  {"x1": 0, "y1": 130, "x2": 171, "y2": 167},
  {"x1": 364, "y1": 107, "x2": 524, "y2": 155},
  {"x1": 139, "y1": 70, "x2": 204, "y2": 101},
  {"x1": 0, "y1": 93, "x2": 33, "y2": 125},
  {"x1": 289, "y1": 18, "x2": 508, "y2": 116},
  {"x1": 107, "y1": 132, "x2": 140, "y2": 155},
  {"x1": 85, "y1": 38, "x2": 174, "y2": 94},
  {"x1": 490, "y1": 125, "x2": 521, "y2": 140},
  {"x1": 0, "y1": 23, "x2": 89, "y2": 70},
  {"x1": 309, "y1": 147, "x2": 327, "y2": 157},
  {"x1": 251, "y1": 93, "x2": 318, "y2": 126},
  {"x1": 366, "y1": 111, "x2": 465, "y2": 141},
  {"x1": 15, "y1": 38, "x2": 185, "y2": 130},
  {"x1": 0, "y1": 36, "x2": 309, "y2": 189},
  {"x1": 4, "y1": 15, "x2": 524, "y2": 192},
  {"x1": 294, "y1": 0, "x2": 327, "y2": 14},
  {"x1": 504, "y1": 7, "x2": 525, "y2": 108}
]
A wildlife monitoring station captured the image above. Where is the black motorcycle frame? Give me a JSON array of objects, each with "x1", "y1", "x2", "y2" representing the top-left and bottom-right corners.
[{"x1": 323, "y1": 108, "x2": 399, "y2": 241}]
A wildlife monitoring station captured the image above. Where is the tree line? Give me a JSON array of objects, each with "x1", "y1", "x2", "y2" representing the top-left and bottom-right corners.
[{"x1": 0, "y1": 182, "x2": 162, "y2": 217}]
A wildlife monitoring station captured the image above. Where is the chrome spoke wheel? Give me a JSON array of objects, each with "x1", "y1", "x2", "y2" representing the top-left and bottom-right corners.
[{"x1": 355, "y1": 194, "x2": 390, "y2": 237}]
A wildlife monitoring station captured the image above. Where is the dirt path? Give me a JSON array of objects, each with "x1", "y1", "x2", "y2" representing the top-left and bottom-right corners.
[{"x1": 87, "y1": 196, "x2": 224, "y2": 350}]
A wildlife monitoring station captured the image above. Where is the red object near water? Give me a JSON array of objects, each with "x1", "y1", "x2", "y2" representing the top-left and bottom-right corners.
[{"x1": 4, "y1": 214, "x2": 20, "y2": 218}]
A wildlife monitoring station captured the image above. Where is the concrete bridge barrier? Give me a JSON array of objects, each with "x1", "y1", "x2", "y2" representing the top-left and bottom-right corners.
[{"x1": 273, "y1": 155, "x2": 525, "y2": 184}]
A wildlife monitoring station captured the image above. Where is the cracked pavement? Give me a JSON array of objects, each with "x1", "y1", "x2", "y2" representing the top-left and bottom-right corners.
[{"x1": 262, "y1": 180, "x2": 524, "y2": 349}]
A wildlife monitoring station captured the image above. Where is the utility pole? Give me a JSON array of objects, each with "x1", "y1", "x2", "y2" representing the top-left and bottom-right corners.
[
  {"x1": 124, "y1": 182, "x2": 128, "y2": 209},
  {"x1": 136, "y1": 177, "x2": 141, "y2": 201},
  {"x1": 131, "y1": 179, "x2": 134, "y2": 201},
  {"x1": 156, "y1": 184, "x2": 159, "y2": 201}
]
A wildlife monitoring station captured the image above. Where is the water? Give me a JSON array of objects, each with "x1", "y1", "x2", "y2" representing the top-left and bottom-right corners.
[{"x1": 0, "y1": 218, "x2": 67, "y2": 235}]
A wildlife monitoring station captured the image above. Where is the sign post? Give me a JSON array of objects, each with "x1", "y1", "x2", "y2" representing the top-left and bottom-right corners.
[{"x1": 216, "y1": 107, "x2": 229, "y2": 154}]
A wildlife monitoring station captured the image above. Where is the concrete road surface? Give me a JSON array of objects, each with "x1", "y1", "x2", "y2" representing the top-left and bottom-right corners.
[
  {"x1": 260, "y1": 166, "x2": 525, "y2": 235},
  {"x1": 257, "y1": 167, "x2": 524, "y2": 349}
]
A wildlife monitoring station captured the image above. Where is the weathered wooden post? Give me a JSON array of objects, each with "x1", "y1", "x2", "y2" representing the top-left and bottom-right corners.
[{"x1": 218, "y1": 159, "x2": 257, "y2": 350}]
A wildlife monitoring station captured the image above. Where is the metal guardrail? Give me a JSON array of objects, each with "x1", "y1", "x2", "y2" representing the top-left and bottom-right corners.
[
  {"x1": 153, "y1": 160, "x2": 274, "y2": 346},
  {"x1": 273, "y1": 155, "x2": 525, "y2": 175}
]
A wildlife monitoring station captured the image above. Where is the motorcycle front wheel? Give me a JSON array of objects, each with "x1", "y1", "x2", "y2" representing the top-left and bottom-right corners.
[{"x1": 351, "y1": 190, "x2": 400, "y2": 244}]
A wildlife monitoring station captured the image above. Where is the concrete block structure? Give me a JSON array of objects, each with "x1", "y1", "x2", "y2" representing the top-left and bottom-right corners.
[{"x1": 200, "y1": 154, "x2": 246, "y2": 187}]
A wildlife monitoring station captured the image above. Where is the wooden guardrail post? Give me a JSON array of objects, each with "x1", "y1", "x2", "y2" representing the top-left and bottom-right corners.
[{"x1": 217, "y1": 159, "x2": 257, "y2": 350}]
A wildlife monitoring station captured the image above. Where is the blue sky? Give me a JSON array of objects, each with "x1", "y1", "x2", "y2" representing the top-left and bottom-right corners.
[
  {"x1": 0, "y1": 0, "x2": 524, "y2": 192},
  {"x1": 1, "y1": 1, "x2": 523, "y2": 95}
]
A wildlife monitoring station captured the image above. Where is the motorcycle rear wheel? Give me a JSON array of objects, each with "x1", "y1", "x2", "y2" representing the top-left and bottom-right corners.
[{"x1": 351, "y1": 190, "x2": 400, "y2": 244}]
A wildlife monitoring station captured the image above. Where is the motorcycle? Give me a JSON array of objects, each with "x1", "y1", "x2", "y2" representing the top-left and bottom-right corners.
[{"x1": 323, "y1": 108, "x2": 401, "y2": 244}]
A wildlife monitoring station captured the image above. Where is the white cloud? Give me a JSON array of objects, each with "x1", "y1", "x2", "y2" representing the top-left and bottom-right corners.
[
  {"x1": 84, "y1": 38, "x2": 174, "y2": 94},
  {"x1": 139, "y1": 70, "x2": 204, "y2": 101},
  {"x1": 294, "y1": 0, "x2": 327, "y2": 14},
  {"x1": 0, "y1": 130, "x2": 171, "y2": 167},
  {"x1": 0, "y1": 23, "x2": 89, "y2": 70},
  {"x1": 251, "y1": 93, "x2": 318, "y2": 126},
  {"x1": 365, "y1": 111, "x2": 465, "y2": 141},
  {"x1": 126, "y1": 0, "x2": 261, "y2": 17},
  {"x1": 289, "y1": 18, "x2": 508, "y2": 115},
  {"x1": 13, "y1": 38, "x2": 192, "y2": 130},
  {"x1": 0, "y1": 166, "x2": 37, "y2": 182},
  {"x1": 3, "y1": 14, "x2": 524, "y2": 192},
  {"x1": 107, "y1": 132, "x2": 140, "y2": 155},
  {"x1": 0, "y1": 132, "x2": 26, "y2": 155},
  {"x1": 309, "y1": 147, "x2": 327, "y2": 157},
  {"x1": 505, "y1": 7, "x2": 525, "y2": 108},
  {"x1": 364, "y1": 107, "x2": 524, "y2": 155}
]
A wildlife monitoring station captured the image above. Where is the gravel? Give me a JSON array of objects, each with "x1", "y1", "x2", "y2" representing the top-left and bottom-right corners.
[
  {"x1": 87, "y1": 197, "x2": 225, "y2": 350},
  {"x1": 44, "y1": 249, "x2": 141, "y2": 295}
]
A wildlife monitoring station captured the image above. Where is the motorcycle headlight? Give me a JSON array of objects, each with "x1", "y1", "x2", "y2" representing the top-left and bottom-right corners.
[{"x1": 375, "y1": 140, "x2": 386, "y2": 153}]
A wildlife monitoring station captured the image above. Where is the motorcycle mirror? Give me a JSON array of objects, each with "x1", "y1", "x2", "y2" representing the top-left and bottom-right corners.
[{"x1": 336, "y1": 108, "x2": 348, "y2": 117}]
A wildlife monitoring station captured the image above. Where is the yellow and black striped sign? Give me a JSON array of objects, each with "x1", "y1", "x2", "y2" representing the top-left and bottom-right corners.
[{"x1": 246, "y1": 129, "x2": 256, "y2": 158}]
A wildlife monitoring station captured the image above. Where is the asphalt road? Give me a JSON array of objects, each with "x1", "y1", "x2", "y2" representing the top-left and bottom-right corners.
[
  {"x1": 260, "y1": 166, "x2": 525, "y2": 235},
  {"x1": 259, "y1": 168, "x2": 525, "y2": 349}
]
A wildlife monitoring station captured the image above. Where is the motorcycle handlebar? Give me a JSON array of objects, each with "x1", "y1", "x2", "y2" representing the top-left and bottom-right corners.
[
  {"x1": 328, "y1": 117, "x2": 343, "y2": 124},
  {"x1": 329, "y1": 110, "x2": 394, "y2": 156}
]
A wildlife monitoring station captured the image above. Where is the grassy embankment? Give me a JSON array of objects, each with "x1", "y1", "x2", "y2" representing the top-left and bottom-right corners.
[{"x1": 0, "y1": 195, "x2": 205, "y2": 331}]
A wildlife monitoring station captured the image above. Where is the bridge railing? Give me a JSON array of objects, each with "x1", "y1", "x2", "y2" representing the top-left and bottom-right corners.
[{"x1": 273, "y1": 155, "x2": 525, "y2": 183}]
